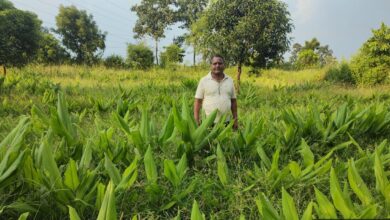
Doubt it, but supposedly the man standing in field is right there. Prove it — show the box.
[194,55,238,130]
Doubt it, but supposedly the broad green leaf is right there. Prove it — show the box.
[347,159,372,205]
[301,201,313,220]
[95,182,105,210]
[282,187,299,220]
[216,145,229,186]
[79,140,93,171]
[144,146,158,184]
[97,181,117,220]
[288,161,301,179]
[68,206,81,220]
[374,150,389,197]
[330,168,356,218]
[257,144,271,169]
[64,159,80,191]
[176,153,188,180]
[17,212,29,220]
[117,156,138,191]
[191,200,204,220]
[314,187,337,219]
[164,159,180,187]
[358,204,377,219]
[104,155,121,185]
[158,112,175,143]
[258,193,280,220]
[0,116,29,156]
[298,139,314,168]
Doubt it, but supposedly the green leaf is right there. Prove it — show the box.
[257,193,280,220]
[347,159,372,205]
[288,161,301,179]
[95,182,105,210]
[64,159,80,191]
[330,168,356,218]
[117,156,138,191]
[17,212,29,220]
[164,159,180,187]
[176,153,188,180]
[104,155,121,185]
[144,146,158,184]
[298,139,314,168]
[374,149,389,197]
[314,187,337,219]
[97,181,117,220]
[301,201,313,220]
[191,200,204,220]
[216,145,229,186]
[68,206,81,220]
[158,112,175,143]
[281,187,299,220]
[257,144,271,169]
[358,204,377,219]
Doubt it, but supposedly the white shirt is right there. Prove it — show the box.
[195,72,236,122]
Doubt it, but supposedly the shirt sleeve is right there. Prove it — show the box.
[231,80,237,99]
[195,79,204,99]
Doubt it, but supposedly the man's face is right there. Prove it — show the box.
[211,57,225,74]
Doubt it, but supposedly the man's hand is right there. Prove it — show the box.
[194,98,203,126]
[233,119,238,131]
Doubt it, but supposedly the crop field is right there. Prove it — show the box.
[1,65,390,219]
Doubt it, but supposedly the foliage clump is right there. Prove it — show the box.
[127,43,154,69]
[104,55,126,69]
[350,23,390,85]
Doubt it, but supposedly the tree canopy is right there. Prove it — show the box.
[290,38,335,69]
[192,0,292,81]
[132,0,175,65]
[351,22,390,85]
[55,5,106,65]
[0,6,42,70]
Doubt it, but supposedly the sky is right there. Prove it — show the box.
[9,0,390,64]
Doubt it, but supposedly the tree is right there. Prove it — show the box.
[193,0,292,86]
[36,30,70,64]
[174,0,208,66]
[104,55,126,69]
[160,43,185,67]
[350,22,390,85]
[0,0,14,11]
[0,4,42,75]
[290,38,335,69]
[55,5,106,65]
[127,43,154,69]
[131,0,175,65]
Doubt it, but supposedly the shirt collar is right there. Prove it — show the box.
[207,72,228,81]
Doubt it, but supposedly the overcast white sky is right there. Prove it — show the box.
[9,0,390,64]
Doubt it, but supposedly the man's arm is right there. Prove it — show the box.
[194,98,203,125]
[231,98,238,130]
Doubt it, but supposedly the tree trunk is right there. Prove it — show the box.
[193,47,196,66]
[155,39,159,66]
[2,65,6,77]
[236,62,242,94]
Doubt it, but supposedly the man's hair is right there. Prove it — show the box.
[210,54,224,64]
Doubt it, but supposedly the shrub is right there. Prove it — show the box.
[350,23,390,85]
[127,43,154,69]
[104,54,126,69]
[324,61,355,84]
[160,44,185,68]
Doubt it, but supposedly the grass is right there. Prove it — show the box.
[0,64,390,219]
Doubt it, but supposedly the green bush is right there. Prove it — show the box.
[127,43,154,69]
[350,23,390,85]
[160,44,185,68]
[324,61,355,84]
[104,54,126,69]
